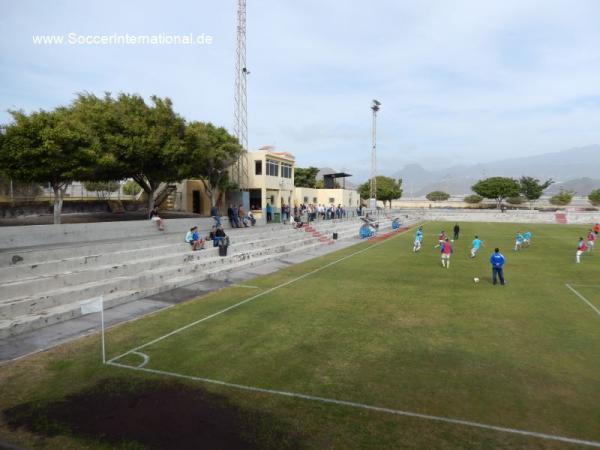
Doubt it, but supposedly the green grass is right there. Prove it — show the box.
[1,222,599,449]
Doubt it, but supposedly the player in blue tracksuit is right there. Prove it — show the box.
[490,248,505,285]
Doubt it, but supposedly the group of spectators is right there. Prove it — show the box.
[184,224,228,251]
[218,204,256,229]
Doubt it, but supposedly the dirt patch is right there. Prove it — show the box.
[3,378,303,450]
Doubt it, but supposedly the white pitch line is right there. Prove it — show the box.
[131,351,150,368]
[231,284,260,289]
[565,284,600,317]
[107,361,600,449]
[107,225,416,364]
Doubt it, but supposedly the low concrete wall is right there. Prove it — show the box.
[391,208,600,225]
[0,216,239,250]
[0,200,142,218]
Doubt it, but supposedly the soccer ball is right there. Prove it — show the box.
[451,239,454,242]
[473,277,480,283]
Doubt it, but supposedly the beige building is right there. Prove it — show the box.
[294,187,360,209]
[173,145,360,216]
[245,146,295,212]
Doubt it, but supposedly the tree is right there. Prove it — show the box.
[519,176,553,209]
[426,191,450,202]
[83,180,120,199]
[122,179,142,196]
[358,176,402,208]
[471,177,520,208]
[464,194,483,204]
[294,167,319,188]
[589,189,600,206]
[73,93,187,216]
[182,121,243,207]
[549,189,575,206]
[0,107,95,223]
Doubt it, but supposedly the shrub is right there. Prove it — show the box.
[588,189,600,206]
[464,194,483,204]
[426,191,450,202]
[83,181,120,199]
[549,190,575,206]
[506,196,525,205]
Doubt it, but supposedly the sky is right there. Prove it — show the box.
[1,0,600,180]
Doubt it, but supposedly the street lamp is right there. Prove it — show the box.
[369,99,381,210]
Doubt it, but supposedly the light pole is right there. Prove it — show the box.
[369,99,381,210]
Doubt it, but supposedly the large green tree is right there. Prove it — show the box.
[358,176,403,208]
[294,167,320,188]
[471,177,520,208]
[73,93,187,216]
[182,121,242,207]
[519,176,553,209]
[0,107,95,223]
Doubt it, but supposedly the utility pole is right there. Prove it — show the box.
[369,99,381,210]
[234,0,249,189]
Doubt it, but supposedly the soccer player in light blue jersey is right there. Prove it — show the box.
[413,226,423,252]
[470,235,483,258]
[523,231,532,247]
[514,232,524,251]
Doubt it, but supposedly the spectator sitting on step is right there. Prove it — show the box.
[247,210,256,226]
[215,225,229,247]
[238,204,249,227]
[185,226,203,251]
[149,207,164,231]
[208,225,218,246]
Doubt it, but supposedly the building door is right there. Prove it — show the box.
[192,190,201,214]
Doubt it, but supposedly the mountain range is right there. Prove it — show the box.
[390,145,600,196]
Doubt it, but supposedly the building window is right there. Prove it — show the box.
[281,163,292,179]
[329,197,335,203]
[313,197,317,203]
[255,160,262,175]
[303,196,308,203]
[266,159,279,177]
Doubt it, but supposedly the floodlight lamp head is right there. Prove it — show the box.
[372,99,381,106]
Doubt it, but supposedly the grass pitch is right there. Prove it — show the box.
[1,222,599,449]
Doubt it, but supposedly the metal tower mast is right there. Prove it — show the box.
[370,100,381,207]
[234,0,248,188]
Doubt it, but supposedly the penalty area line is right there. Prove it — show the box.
[565,284,600,317]
[107,223,417,364]
[107,361,600,449]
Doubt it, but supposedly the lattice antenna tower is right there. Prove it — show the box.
[233,0,249,188]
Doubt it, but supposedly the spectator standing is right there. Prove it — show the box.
[266,203,273,223]
[453,224,460,240]
[210,205,221,227]
[490,248,505,285]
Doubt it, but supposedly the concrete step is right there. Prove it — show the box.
[0,220,366,290]
[0,232,328,316]
[0,217,404,338]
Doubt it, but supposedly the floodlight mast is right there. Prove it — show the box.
[369,99,380,209]
[233,0,249,189]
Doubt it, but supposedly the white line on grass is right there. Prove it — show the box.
[231,284,260,289]
[565,284,600,317]
[107,225,415,364]
[107,361,600,449]
[131,351,150,368]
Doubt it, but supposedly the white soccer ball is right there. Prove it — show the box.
[474,277,480,283]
